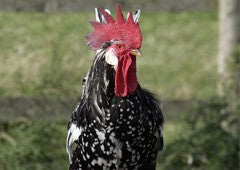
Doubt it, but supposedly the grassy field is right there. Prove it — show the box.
[0,120,186,170]
[0,12,218,100]
[1,98,238,170]
[0,11,225,169]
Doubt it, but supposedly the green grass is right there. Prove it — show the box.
[0,12,218,100]
[0,121,68,170]
[0,120,184,170]
[1,97,238,169]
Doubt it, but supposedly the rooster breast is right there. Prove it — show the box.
[67,88,163,170]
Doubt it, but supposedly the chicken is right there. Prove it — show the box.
[66,4,164,170]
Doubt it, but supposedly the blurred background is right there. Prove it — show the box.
[0,0,239,169]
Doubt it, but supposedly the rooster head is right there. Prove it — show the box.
[86,4,142,97]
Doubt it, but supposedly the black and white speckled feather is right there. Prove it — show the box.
[66,44,164,170]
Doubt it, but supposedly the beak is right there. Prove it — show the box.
[130,49,142,56]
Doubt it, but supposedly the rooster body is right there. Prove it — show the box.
[67,5,163,170]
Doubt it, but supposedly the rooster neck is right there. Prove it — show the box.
[81,50,115,126]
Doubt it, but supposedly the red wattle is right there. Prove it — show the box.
[115,54,138,97]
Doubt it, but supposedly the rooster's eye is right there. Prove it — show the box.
[116,44,122,49]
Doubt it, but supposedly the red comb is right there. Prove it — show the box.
[86,4,142,50]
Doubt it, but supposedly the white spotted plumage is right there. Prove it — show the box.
[66,123,83,163]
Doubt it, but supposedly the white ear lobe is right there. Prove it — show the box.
[105,48,118,67]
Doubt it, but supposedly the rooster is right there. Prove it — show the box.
[66,5,163,170]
